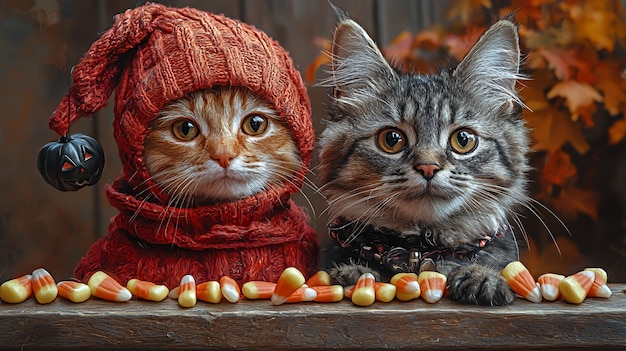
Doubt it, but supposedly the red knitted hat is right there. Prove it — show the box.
[47,4,319,287]
[48,3,314,200]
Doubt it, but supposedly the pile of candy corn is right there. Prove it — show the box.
[501,261,612,304]
[0,266,447,307]
[0,264,611,307]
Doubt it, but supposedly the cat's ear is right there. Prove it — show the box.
[453,20,524,107]
[326,6,397,101]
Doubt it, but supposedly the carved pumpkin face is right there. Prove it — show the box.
[37,133,105,191]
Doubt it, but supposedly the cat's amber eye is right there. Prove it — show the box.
[377,128,406,154]
[450,128,478,154]
[241,114,268,136]
[172,120,199,141]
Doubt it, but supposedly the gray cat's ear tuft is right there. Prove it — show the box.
[453,20,525,108]
[323,9,396,101]
[328,1,350,21]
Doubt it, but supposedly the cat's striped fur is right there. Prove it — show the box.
[319,10,530,306]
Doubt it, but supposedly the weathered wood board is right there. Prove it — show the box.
[1,284,624,350]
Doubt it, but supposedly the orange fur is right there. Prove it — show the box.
[144,87,300,206]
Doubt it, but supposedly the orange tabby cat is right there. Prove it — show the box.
[144,86,301,207]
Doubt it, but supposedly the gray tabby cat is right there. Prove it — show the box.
[319,10,530,306]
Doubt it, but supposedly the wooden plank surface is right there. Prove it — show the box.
[1,284,625,350]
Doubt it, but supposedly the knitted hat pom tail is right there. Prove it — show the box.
[48,5,165,136]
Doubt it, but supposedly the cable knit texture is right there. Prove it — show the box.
[48,3,318,288]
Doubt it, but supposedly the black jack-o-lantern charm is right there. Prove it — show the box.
[37,133,105,191]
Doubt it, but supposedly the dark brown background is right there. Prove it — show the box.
[0,0,624,284]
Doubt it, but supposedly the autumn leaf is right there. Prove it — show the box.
[608,116,626,145]
[546,80,603,117]
[574,103,597,128]
[499,0,545,29]
[413,30,442,51]
[562,1,624,52]
[524,107,590,154]
[523,26,574,50]
[382,31,414,63]
[551,184,600,221]
[304,38,330,83]
[443,25,485,61]
[537,48,595,83]
[594,59,626,116]
[541,150,577,186]
[446,0,492,23]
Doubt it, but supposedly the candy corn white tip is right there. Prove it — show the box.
[540,285,560,301]
[526,285,543,303]
[422,289,444,303]
[222,285,240,303]
[303,287,318,301]
[271,295,288,306]
[117,288,132,302]
[403,281,420,293]
[593,284,612,298]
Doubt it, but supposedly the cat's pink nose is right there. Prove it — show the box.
[212,154,234,168]
[416,164,440,180]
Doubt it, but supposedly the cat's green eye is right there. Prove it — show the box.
[450,128,478,154]
[377,128,406,154]
[172,120,199,141]
[242,114,268,136]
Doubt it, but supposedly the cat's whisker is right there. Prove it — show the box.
[472,182,559,256]
[448,176,532,255]
[335,191,400,245]
[474,180,565,255]
[129,193,153,224]
[269,171,320,220]
[323,184,387,220]
[322,182,385,212]
[272,162,322,197]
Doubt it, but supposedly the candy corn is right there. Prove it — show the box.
[584,268,608,284]
[57,281,91,303]
[31,268,58,304]
[271,267,306,305]
[177,275,197,308]
[390,273,419,293]
[418,271,447,304]
[344,285,354,299]
[197,281,222,303]
[374,282,396,303]
[537,273,564,301]
[588,272,612,298]
[559,270,594,304]
[242,281,276,300]
[306,271,331,287]
[285,285,317,303]
[168,286,180,299]
[311,285,344,303]
[391,273,420,301]
[220,276,241,303]
[88,271,132,302]
[127,279,169,302]
[501,261,542,303]
[0,274,32,303]
[351,273,376,306]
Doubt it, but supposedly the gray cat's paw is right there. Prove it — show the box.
[328,264,380,287]
[447,264,514,306]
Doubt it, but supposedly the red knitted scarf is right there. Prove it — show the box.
[74,179,319,288]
